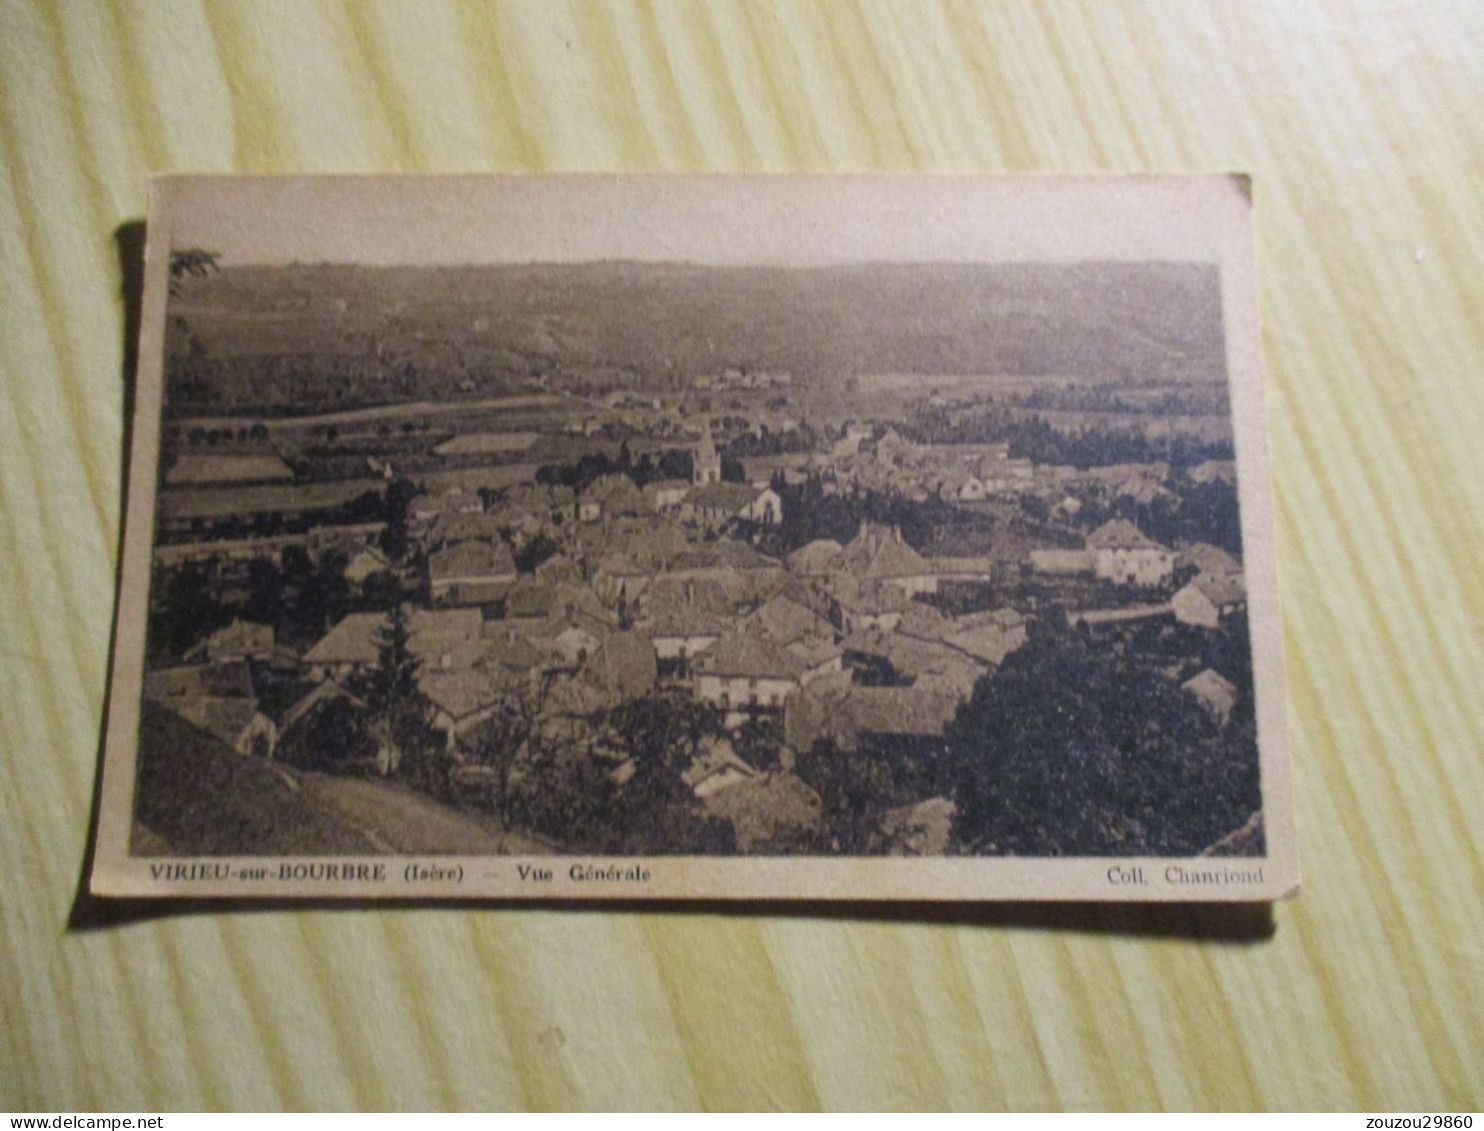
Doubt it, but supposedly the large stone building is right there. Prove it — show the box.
[1086,519,1175,588]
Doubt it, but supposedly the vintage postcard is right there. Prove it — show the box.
[91,175,1297,901]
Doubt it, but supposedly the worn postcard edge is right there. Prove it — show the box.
[89,174,1298,903]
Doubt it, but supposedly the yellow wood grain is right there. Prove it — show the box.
[2,0,1481,1111]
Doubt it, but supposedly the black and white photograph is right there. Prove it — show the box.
[93,175,1295,900]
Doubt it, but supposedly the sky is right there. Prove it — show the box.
[157,174,1253,269]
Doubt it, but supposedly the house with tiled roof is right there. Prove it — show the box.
[840,625,984,692]
[740,592,834,647]
[786,636,845,687]
[681,482,782,527]
[786,539,843,578]
[636,610,729,671]
[1030,547,1094,575]
[1172,571,1247,629]
[1086,519,1174,587]
[1175,542,1243,580]
[929,556,995,584]
[740,453,814,490]
[543,673,620,721]
[203,619,275,664]
[408,606,483,641]
[481,631,546,679]
[342,545,393,588]
[533,552,582,586]
[694,632,807,722]
[525,614,609,671]
[419,667,522,748]
[408,487,482,531]
[641,575,731,620]
[143,660,278,758]
[979,458,1036,494]
[877,797,958,856]
[784,683,962,754]
[895,602,955,644]
[425,509,502,550]
[826,574,913,635]
[701,771,823,852]
[302,612,388,681]
[1182,668,1239,724]
[681,739,759,800]
[407,607,486,675]
[677,539,782,574]
[840,523,939,596]
[642,478,692,514]
[581,631,658,704]
[578,473,644,522]
[428,539,517,606]
[592,553,652,609]
[945,608,1029,666]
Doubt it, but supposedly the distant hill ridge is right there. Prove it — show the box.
[166,260,1227,415]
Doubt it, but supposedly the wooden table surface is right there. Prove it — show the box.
[2,0,1481,1112]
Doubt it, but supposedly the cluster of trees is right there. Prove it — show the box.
[907,408,1234,470]
[183,422,271,446]
[791,620,1260,857]
[448,687,737,855]
[945,625,1259,855]
[1013,385,1228,416]
[757,474,990,559]
[154,487,387,547]
[149,536,408,666]
[266,609,1260,858]
[723,423,819,458]
[1065,476,1244,557]
[535,445,694,493]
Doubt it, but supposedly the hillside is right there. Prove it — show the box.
[164,261,1228,415]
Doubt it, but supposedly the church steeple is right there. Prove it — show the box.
[693,420,721,486]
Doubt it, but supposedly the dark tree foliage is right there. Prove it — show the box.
[295,549,350,639]
[154,488,388,548]
[719,454,746,484]
[655,449,693,483]
[149,560,232,663]
[241,557,283,626]
[1019,495,1050,522]
[631,452,656,485]
[902,408,1234,470]
[517,748,618,850]
[381,476,420,564]
[1089,476,1243,558]
[602,691,736,855]
[795,735,950,854]
[765,474,865,551]
[464,694,546,830]
[944,625,1261,856]
[276,697,379,772]
[360,568,403,612]
[514,533,560,575]
[726,424,817,458]
[280,543,313,579]
[537,452,622,493]
[349,603,436,786]
[763,475,982,559]
[733,717,785,773]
